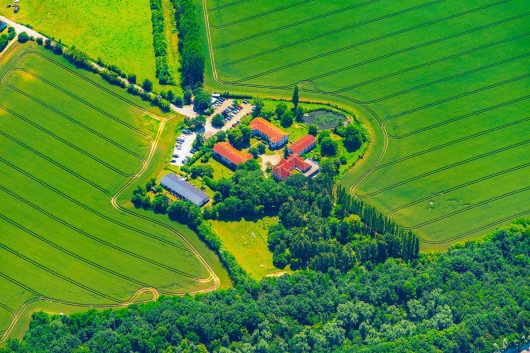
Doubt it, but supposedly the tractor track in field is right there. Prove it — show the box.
[232,2,525,83]
[200,0,530,247]
[208,0,250,12]
[0,45,221,343]
[208,0,315,28]
[221,0,447,66]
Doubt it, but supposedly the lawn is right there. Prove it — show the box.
[0,42,228,342]
[198,0,530,249]
[210,217,288,279]
[0,0,179,92]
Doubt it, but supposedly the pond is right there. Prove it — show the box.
[303,109,346,130]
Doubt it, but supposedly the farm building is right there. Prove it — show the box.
[288,134,316,155]
[250,117,288,149]
[160,173,209,206]
[213,141,252,168]
[272,154,319,181]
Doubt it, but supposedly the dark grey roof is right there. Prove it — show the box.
[160,173,209,206]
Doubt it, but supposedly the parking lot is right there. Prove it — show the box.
[204,98,253,138]
[169,130,196,167]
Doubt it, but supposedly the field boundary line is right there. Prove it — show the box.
[0,186,199,279]
[232,1,523,83]
[358,139,530,198]
[376,116,530,169]
[389,94,530,138]
[221,0,447,67]
[4,70,147,161]
[208,0,250,12]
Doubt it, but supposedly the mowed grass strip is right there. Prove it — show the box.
[0,44,219,338]
[202,0,530,246]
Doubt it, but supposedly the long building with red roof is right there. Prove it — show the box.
[213,142,252,168]
[249,117,288,149]
[288,134,316,155]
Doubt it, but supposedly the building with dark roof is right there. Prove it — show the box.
[250,117,288,149]
[160,173,209,206]
[288,134,316,155]
[213,142,252,168]
[272,154,312,181]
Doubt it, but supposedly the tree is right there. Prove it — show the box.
[341,124,364,152]
[128,73,137,84]
[212,114,225,128]
[17,32,30,43]
[152,194,170,214]
[249,147,259,159]
[36,37,43,45]
[275,102,288,118]
[193,90,212,114]
[280,111,294,128]
[308,124,318,136]
[292,85,299,108]
[294,106,304,122]
[257,143,266,154]
[252,98,264,117]
[184,89,193,105]
[193,133,204,149]
[142,79,153,92]
[217,130,227,142]
[320,137,338,156]
[53,42,64,55]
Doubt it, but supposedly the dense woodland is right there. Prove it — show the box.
[2,221,528,352]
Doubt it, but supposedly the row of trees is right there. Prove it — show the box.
[150,0,175,85]
[3,220,528,352]
[171,0,205,89]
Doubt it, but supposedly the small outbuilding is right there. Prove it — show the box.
[288,134,316,155]
[160,173,209,206]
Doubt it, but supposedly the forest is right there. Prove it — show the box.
[2,220,528,352]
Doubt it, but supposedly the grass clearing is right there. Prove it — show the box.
[198,0,530,248]
[210,217,288,279]
[0,42,228,342]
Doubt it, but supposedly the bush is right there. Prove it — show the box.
[17,32,30,43]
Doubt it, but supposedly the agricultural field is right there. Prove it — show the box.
[199,0,530,248]
[0,0,179,91]
[0,42,227,342]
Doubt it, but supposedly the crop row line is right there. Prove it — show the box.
[0,212,182,295]
[209,0,315,28]
[377,116,530,169]
[383,73,530,122]
[15,51,163,125]
[0,186,198,280]
[389,94,530,139]
[14,67,152,141]
[0,244,122,303]
[0,157,194,253]
[407,185,530,230]
[388,163,530,215]
[366,52,530,104]
[208,0,250,12]
[4,71,146,161]
[359,139,530,198]
[418,209,530,244]
[332,31,530,93]
[0,103,135,177]
[0,130,109,195]
[233,1,523,83]
[221,0,447,66]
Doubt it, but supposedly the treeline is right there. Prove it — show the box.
[3,221,528,353]
[150,0,175,85]
[0,27,16,53]
[171,0,205,89]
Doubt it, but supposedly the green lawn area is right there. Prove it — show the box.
[197,0,530,249]
[0,0,176,92]
[210,217,289,280]
[0,42,228,342]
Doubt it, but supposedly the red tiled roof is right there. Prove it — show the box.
[250,117,288,144]
[289,134,316,155]
[272,154,311,181]
[213,142,252,165]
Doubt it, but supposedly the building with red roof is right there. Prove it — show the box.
[288,134,316,155]
[272,154,312,181]
[250,117,288,149]
[213,142,252,169]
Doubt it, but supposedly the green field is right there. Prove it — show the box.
[0,0,180,91]
[0,42,228,342]
[210,217,287,279]
[199,0,530,249]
